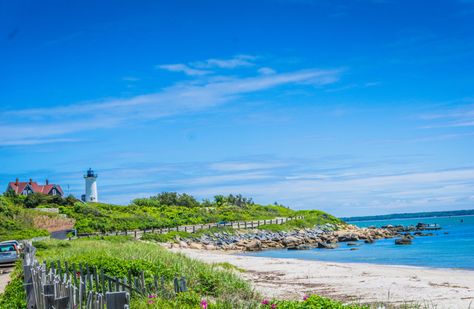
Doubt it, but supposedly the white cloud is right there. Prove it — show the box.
[1,68,341,146]
[210,161,285,172]
[157,64,212,76]
[258,67,276,75]
[122,76,140,81]
[419,102,474,128]
[192,55,256,69]
[0,138,81,146]
[183,167,474,215]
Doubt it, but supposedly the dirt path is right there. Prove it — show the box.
[0,266,13,294]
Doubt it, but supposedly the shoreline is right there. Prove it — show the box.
[171,247,474,308]
[238,249,474,272]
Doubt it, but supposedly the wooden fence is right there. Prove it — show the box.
[76,216,304,239]
[22,243,187,308]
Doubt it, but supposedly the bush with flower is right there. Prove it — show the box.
[258,294,368,309]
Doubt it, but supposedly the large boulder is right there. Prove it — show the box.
[317,242,338,249]
[395,237,412,245]
[282,236,302,248]
[337,233,359,242]
[288,244,312,250]
[245,239,262,251]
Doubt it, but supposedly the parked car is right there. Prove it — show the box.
[0,243,20,264]
[0,240,23,251]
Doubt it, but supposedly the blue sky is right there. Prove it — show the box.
[1,0,474,216]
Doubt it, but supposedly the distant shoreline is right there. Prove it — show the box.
[349,214,474,223]
[341,209,474,222]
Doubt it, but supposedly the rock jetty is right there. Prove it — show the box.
[163,222,435,251]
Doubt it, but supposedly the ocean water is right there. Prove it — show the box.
[243,215,474,270]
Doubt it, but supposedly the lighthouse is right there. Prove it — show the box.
[83,168,98,202]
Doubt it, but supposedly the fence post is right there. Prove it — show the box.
[193,226,195,233]
[106,291,130,308]
[23,264,35,309]
[134,231,137,238]
[244,222,247,228]
[43,284,55,308]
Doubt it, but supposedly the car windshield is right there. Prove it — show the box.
[0,245,16,252]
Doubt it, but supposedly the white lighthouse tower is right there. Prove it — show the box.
[83,168,98,202]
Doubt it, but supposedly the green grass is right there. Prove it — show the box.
[1,192,343,236]
[257,210,343,232]
[33,237,259,307]
[0,195,50,241]
[213,262,245,273]
[0,262,26,308]
[141,230,192,242]
[2,237,374,308]
[30,237,368,308]
[141,227,237,243]
[59,202,299,234]
[259,295,368,309]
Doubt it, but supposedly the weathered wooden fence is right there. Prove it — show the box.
[23,243,187,308]
[76,216,304,239]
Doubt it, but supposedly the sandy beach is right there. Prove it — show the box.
[172,248,474,309]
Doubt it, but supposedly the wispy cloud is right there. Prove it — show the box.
[0,138,82,146]
[192,55,256,69]
[210,161,286,172]
[258,67,276,75]
[158,55,256,76]
[157,64,212,76]
[419,102,474,128]
[0,64,342,146]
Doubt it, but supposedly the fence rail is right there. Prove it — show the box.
[23,243,188,309]
[76,216,304,239]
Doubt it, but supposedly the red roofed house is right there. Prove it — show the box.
[6,179,64,197]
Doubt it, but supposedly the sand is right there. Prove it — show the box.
[172,248,474,309]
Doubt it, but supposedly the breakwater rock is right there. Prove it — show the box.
[163,223,411,251]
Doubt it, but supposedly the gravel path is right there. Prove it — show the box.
[0,266,13,294]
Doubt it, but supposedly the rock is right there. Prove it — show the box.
[350,248,359,251]
[318,242,338,249]
[346,242,359,246]
[337,233,359,242]
[245,239,262,251]
[205,244,216,250]
[288,244,311,250]
[282,236,302,247]
[364,237,375,244]
[395,237,412,245]
[179,241,189,248]
[189,242,204,250]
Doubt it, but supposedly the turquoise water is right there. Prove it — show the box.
[243,215,474,269]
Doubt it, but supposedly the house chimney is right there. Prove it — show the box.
[29,178,33,184]
[45,179,49,185]
[15,178,19,186]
